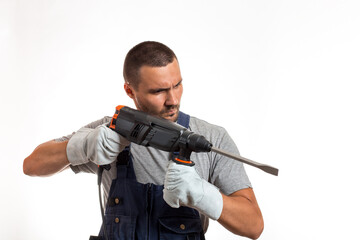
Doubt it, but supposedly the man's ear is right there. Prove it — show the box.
[124,83,135,99]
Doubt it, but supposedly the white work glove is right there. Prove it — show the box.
[66,124,130,166]
[163,161,223,220]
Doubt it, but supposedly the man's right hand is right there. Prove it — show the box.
[66,124,130,166]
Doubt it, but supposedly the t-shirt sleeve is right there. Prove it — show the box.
[209,127,252,195]
[54,116,112,174]
[190,117,252,195]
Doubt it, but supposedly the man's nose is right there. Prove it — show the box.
[166,89,179,106]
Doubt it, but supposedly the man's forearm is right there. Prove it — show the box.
[218,188,264,239]
[23,140,70,177]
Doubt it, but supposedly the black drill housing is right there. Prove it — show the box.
[109,106,212,165]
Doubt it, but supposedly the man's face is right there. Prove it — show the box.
[124,59,183,122]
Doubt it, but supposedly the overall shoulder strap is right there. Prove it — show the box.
[115,147,136,180]
[177,111,190,128]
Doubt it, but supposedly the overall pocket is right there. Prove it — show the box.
[103,214,136,240]
[159,217,203,240]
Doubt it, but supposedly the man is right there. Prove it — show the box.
[23,41,264,239]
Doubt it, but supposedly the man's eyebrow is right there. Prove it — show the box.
[149,79,182,93]
[149,86,170,93]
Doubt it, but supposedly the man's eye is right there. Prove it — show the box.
[152,89,164,94]
[174,81,182,88]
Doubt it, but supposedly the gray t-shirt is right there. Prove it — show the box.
[57,115,252,232]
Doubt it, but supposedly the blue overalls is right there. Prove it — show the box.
[97,112,205,240]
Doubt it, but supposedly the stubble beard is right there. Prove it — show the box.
[137,102,180,122]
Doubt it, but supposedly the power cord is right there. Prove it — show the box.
[97,165,111,240]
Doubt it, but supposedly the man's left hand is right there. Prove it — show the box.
[163,161,223,220]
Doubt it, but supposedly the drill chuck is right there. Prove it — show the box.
[187,133,212,152]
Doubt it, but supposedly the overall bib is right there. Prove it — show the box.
[96,112,205,240]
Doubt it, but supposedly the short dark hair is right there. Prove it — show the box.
[123,41,177,89]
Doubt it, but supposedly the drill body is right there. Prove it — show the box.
[109,105,212,165]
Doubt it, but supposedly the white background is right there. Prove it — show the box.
[1,0,360,239]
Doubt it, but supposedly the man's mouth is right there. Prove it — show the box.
[162,107,179,120]
[167,109,176,116]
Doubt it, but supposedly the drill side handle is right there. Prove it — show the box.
[172,147,195,166]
